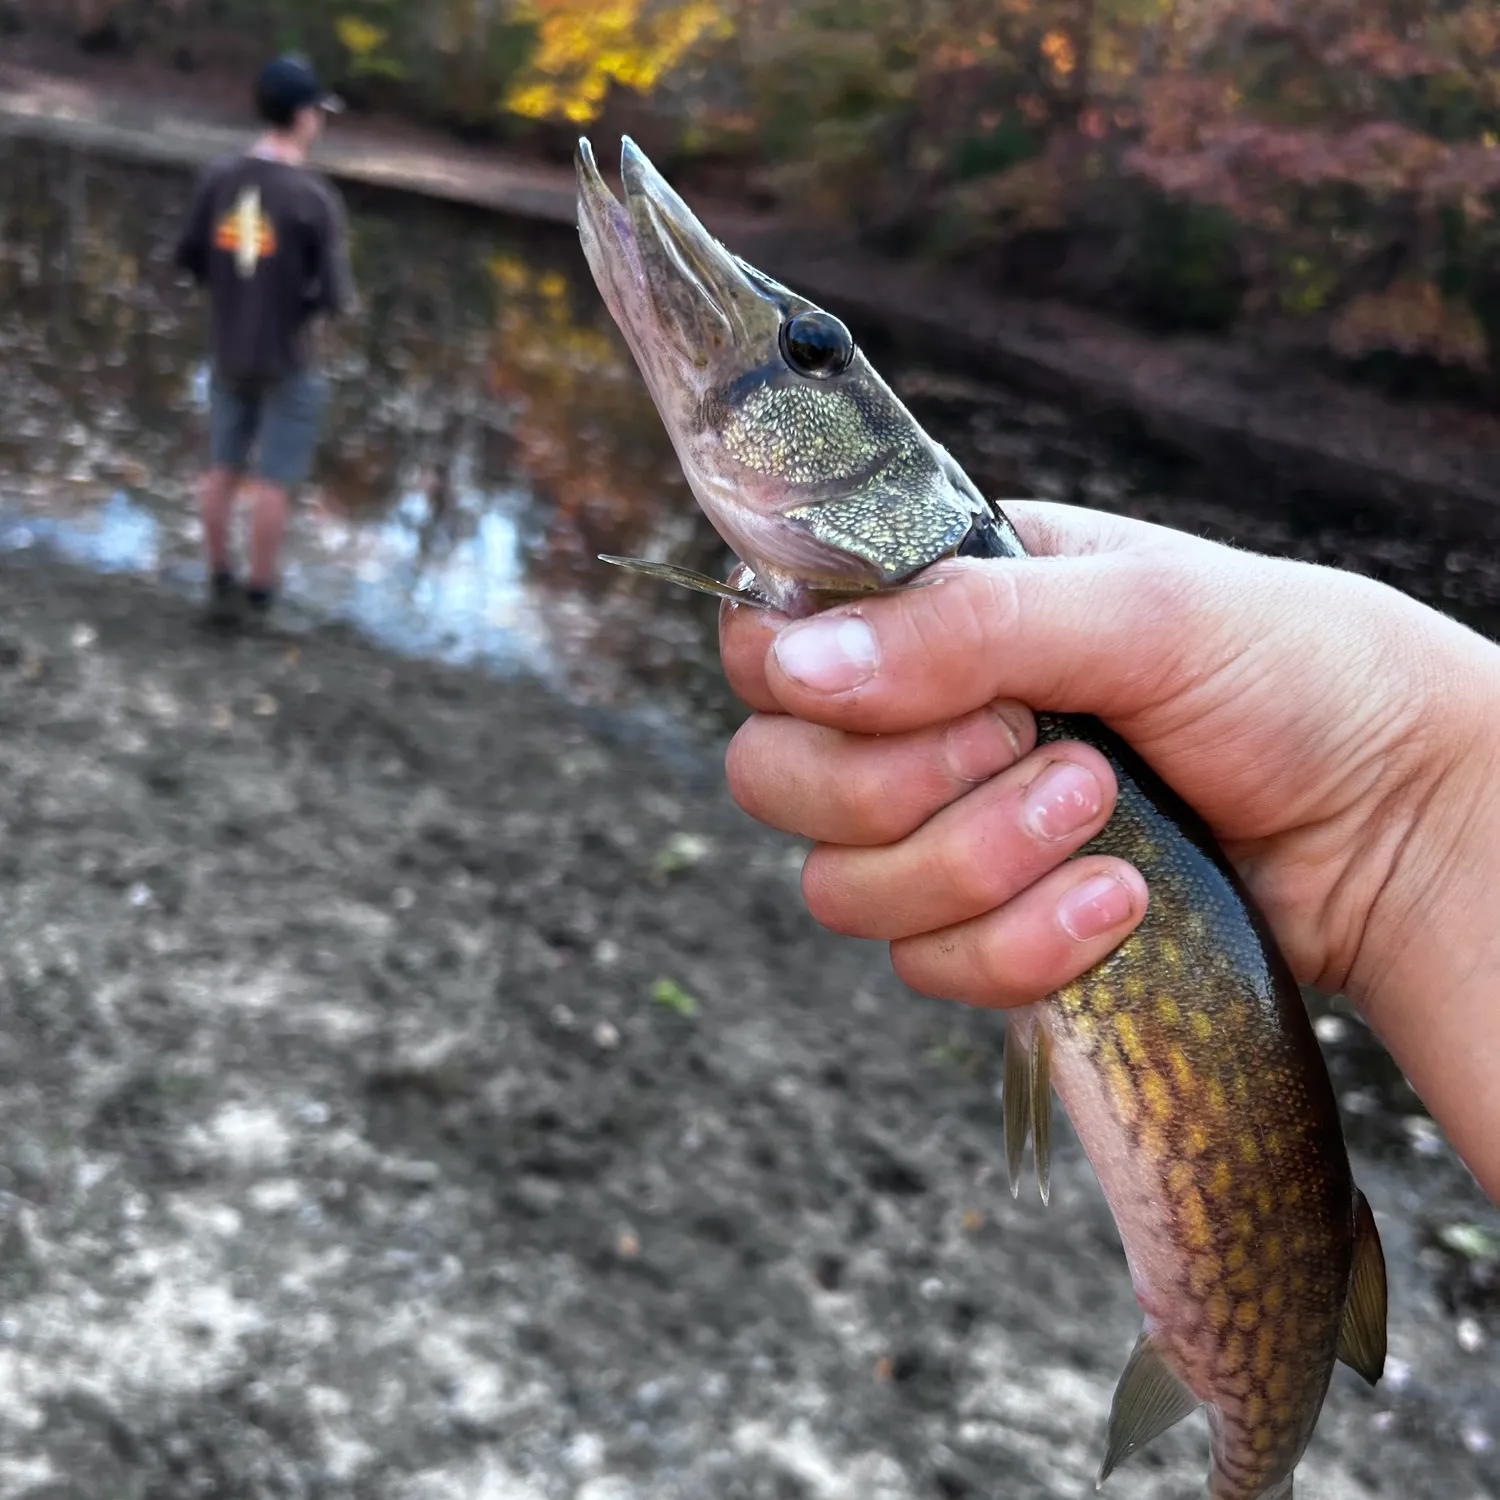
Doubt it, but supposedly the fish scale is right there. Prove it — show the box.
[1017,710,1355,1495]
[574,134,1388,1500]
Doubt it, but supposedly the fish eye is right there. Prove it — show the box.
[779,310,854,379]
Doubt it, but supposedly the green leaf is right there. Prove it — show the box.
[653,832,713,877]
[1439,1223,1498,1261]
[650,978,700,1017]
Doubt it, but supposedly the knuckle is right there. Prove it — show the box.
[907,565,1016,672]
[930,796,1016,911]
[933,833,1000,913]
[889,935,943,999]
[842,755,919,845]
[723,724,770,817]
[969,923,1025,1006]
[800,848,859,934]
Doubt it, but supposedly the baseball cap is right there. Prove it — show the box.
[254,55,345,125]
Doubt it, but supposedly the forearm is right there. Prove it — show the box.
[1351,646,1500,1201]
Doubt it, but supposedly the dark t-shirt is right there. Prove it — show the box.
[174,154,354,383]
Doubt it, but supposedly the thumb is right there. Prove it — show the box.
[761,537,1244,736]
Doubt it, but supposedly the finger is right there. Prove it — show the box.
[760,513,1246,736]
[718,502,1171,717]
[726,698,1037,845]
[890,858,1149,1009]
[719,598,788,714]
[801,744,1118,939]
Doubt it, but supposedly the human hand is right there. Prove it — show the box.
[719,502,1500,1197]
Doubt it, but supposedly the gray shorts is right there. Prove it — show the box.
[209,369,327,487]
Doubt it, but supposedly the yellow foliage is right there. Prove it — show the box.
[1040,28,1076,79]
[505,0,734,125]
[1331,282,1489,370]
[335,15,388,60]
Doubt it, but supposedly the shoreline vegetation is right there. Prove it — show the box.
[2,2,1499,520]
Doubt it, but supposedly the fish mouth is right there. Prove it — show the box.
[574,136,888,608]
[575,136,773,378]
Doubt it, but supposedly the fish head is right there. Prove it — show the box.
[576,136,1018,615]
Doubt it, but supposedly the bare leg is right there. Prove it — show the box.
[246,480,290,594]
[199,466,239,577]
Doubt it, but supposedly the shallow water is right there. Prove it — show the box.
[4,138,1499,726]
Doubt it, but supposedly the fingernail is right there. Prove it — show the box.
[1058,874,1136,941]
[992,700,1032,755]
[1024,762,1103,842]
[945,706,1024,782]
[773,615,879,693]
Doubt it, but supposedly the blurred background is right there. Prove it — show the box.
[0,4,1496,1498]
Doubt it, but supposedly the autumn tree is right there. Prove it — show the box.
[1126,1,1500,374]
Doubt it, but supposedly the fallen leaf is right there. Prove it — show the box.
[650,978,699,1017]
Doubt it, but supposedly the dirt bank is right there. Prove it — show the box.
[0,547,1494,1499]
[2,55,1499,532]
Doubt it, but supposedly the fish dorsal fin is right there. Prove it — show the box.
[1337,1187,1388,1386]
[597,555,770,607]
[1097,1329,1200,1487]
[1002,1012,1032,1199]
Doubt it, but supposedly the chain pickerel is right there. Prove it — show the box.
[575,136,1387,1500]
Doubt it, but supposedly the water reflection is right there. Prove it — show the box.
[0,135,733,723]
[4,133,1499,734]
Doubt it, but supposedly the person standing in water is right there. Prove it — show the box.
[174,55,355,627]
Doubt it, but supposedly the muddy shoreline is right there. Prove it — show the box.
[2,56,1499,532]
[0,544,1494,1499]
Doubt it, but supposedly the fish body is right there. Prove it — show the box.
[575,138,1387,1499]
[1019,710,1381,1499]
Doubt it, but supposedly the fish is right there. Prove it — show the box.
[575,135,1387,1500]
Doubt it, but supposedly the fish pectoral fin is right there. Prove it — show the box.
[597,555,769,607]
[1029,1023,1052,1206]
[1097,1329,1200,1488]
[1336,1186,1388,1386]
[1002,1012,1032,1199]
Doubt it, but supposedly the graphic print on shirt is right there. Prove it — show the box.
[214,187,277,278]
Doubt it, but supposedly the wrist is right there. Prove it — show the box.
[1348,628,1500,1198]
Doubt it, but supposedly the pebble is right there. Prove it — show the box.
[577,1477,637,1500]
[1459,1421,1492,1456]
[1313,1015,1348,1044]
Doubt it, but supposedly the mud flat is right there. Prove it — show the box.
[0,549,1492,1498]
